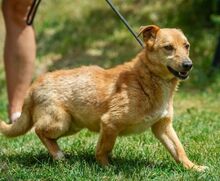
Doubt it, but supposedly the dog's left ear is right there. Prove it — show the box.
[138,25,160,49]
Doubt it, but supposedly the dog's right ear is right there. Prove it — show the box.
[138,25,160,50]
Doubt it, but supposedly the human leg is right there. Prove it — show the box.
[2,0,35,122]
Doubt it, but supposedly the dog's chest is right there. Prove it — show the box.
[121,84,171,135]
[146,83,171,122]
[144,102,169,125]
[120,109,169,136]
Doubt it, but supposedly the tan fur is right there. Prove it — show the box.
[0,25,207,171]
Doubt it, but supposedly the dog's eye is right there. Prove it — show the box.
[163,45,174,51]
[184,44,190,50]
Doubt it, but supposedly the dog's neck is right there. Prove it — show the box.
[134,50,179,81]
[132,50,179,102]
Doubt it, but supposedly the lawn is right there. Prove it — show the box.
[0,92,219,180]
[0,0,220,180]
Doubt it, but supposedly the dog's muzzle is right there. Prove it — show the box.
[167,59,193,80]
[167,66,191,80]
[182,61,193,71]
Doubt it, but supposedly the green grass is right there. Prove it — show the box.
[0,93,220,180]
[0,0,220,180]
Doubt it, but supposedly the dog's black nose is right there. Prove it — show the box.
[182,61,193,70]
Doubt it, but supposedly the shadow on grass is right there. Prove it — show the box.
[37,7,138,72]
[0,150,177,176]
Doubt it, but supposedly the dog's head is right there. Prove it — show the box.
[139,25,192,80]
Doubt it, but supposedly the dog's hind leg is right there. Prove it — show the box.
[35,130,65,160]
[34,107,71,160]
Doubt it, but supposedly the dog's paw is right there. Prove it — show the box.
[53,151,65,160]
[96,155,110,166]
[192,165,209,172]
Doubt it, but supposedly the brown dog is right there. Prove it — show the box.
[0,25,207,171]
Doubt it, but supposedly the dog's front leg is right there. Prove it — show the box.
[151,117,207,172]
[96,121,118,166]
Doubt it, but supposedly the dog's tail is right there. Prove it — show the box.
[0,94,33,137]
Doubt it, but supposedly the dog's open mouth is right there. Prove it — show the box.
[167,66,189,80]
